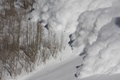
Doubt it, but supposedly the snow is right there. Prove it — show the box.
[79,17,120,78]
[81,74,120,80]
[12,56,120,80]
[73,1,120,78]
[31,0,115,34]
[5,0,120,80]
[26,0,120,79]
[15,56,82,80]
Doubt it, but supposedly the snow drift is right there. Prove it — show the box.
[30,0,120,78]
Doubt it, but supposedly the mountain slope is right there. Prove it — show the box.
[16,55,120,80]
[18,56,82,80]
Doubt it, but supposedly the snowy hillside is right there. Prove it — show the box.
[29,0,120,79]
[15,56,120,80]
[1,0,120,80]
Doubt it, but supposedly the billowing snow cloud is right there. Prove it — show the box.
[76,1,120,78]
[31,0,115,33]
[79,16,120,78]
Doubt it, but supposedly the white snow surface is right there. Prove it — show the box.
[26,0,120,79]
[14,56,120,80]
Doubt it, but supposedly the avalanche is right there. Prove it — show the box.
[30,0,120,78]
[27,0,120,79]
[74,1,120,78]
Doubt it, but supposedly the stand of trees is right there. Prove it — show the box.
[0,0,65,80]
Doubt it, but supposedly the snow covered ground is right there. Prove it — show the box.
[14,55,120,80]
[18,56,82,80]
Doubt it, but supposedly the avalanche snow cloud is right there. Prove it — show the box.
[31,0,120,78]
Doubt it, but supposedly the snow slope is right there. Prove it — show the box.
[20,56,82,80]
[16,56,120,80]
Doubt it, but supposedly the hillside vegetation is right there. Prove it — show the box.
[0,0,65,80]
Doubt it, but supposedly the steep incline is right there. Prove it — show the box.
[18,56,120,80]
